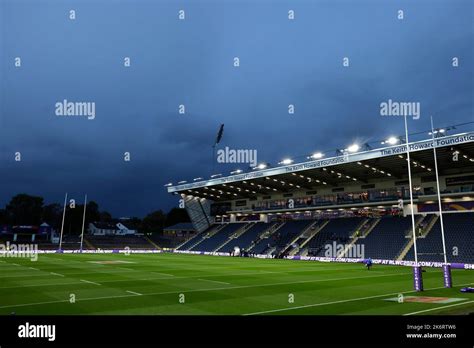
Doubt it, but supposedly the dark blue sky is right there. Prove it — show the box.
[1,0,473,217]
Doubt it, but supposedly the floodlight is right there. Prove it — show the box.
[347,144,360,153]
[280,158,293,165]
[310,152,324,159]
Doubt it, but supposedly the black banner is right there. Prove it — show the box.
[0,315,472,347]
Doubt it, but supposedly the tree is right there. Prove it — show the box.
[85,201,100,225]
[0,209,7,225]
[99,211,112,223]
[165,208,190,227]
[142,210,166,234]
[42,203,62,228]
[6,194,44,225]
[64,204,88,235]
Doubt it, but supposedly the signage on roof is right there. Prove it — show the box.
[167,132,474,193]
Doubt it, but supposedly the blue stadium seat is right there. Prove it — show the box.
[405,213,474,263]
[219,222,270,253]
[190,223,243,252]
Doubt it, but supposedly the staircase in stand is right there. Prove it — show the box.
[144,236,161,249]
[283,220,320,256]
[214,223,254,252]
[358,218,380,238]
[188,224,226,251]
[247,222,284,252]
[83,238,95,250]
[397,214,439,260]
[296,220,330,252]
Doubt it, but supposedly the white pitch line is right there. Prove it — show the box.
[0,268,140,279]
[0,273,53,279]
[50,272,65,277]
[0,281,84,290]
[244,294,400,315]
[150,272,175,277]
[198,279,231,285]
[243,282,474,316]
[0,269,412,290]
[1,279,470,312]
[126,290,142,296]
[0,299,70,309]
[0,267,411,290]
[80,279,101,286]
[404,300,474,316]
[28,267,39,271]
[0,265,364,279]
[0,272,415,310]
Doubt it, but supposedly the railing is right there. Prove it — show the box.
[214,223,254,252]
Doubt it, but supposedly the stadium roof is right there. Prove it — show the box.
[167,131,474,201]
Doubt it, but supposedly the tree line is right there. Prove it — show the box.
[0,194,189,235]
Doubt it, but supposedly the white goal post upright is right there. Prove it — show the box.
[80,194,87,252]
[58,192,68,251]
[430,116,452,288]
[404,115,422,291]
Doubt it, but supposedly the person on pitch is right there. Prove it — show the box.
[365,258,373,271]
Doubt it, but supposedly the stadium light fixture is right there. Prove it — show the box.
[347,144,360,153]
[309,152,324,159]
[230,169,243,175]
[429,128,447,137]
[279,158,293,165]
[193,177,203,181]
[381,136,399,145]
[253,163,267,170]
[177,180,187,184]
[210,173,222,178]
[164,183,173,187]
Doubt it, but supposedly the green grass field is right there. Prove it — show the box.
[0,253,473,315]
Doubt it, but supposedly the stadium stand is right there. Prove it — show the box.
[189,223,244,252]
[174,213,473,264]
[404,212,474,263]
[218,222,271,253]
[246,220,312,256]
[86,235,156,249]
[306,217,365,256]
[272,220,314,255]
[175,224,220,250]
[352,216,412,259]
